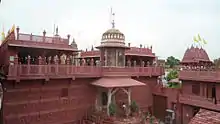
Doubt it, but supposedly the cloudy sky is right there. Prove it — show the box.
[0,0,219,60]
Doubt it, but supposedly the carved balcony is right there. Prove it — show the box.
[7,65,164,80]
[179,94,220,111]
[179,70,220,82]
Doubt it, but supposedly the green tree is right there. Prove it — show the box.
[165,56,180,68]
[214,58,220,69]
[166,70,178,81]
[166,70,181,88]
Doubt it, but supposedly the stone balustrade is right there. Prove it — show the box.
[7,65,164,80]
[179,70,220,82]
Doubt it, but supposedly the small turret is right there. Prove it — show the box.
[70,38,78,50]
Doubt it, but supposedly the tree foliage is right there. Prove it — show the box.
[166,70,181,88]
[166,70,178,81]
[109,103,116,116]
[165,56,180,68]
[214,58,220,69]
[130,101,139,113]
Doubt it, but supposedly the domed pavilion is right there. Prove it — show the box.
[181,45,213,70]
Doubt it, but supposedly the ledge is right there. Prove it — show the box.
[7,65,164,81]
[179,94,220,111]
[179,70,220,82]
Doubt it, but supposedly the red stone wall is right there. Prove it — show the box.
[181,81,193,94]
[3,78,97,124]
[181,105,194,124]
[132,77,157,111]
[216,84,220,104]
[0,43,9,65]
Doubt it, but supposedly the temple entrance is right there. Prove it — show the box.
[193,107,200,116]
[212,85,217,104]
[153,95,167,121]
[92,77,146,116]
[101,92,108,106]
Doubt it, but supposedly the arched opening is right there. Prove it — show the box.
[101,92,108,106]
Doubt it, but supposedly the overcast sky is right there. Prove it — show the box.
[0,0,219,60]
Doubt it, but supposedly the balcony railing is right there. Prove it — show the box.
[179,94,220,111]
[7,65,164,80]
[179,70,220,82]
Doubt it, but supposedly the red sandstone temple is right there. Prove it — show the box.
[0,22,220,124]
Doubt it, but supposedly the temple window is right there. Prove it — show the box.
[61,88,68,97]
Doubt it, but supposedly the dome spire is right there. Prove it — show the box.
[110,7,115,28]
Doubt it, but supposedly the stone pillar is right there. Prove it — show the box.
[66,56,70,75]
[27,55,31,65]
[16,26,20,40]
[67,34,70,42]
[141,61,145,67]
[204,84,207,98]
[54,55,59,74]
[54,55,58,64]
[90,58,94,66]
[128,43,131,47]
[66,57,70,65]
[127,60,131,67]
[14,55,18,65]
[37,56,42,65]
[81,59,86,66]
[128,88,131,115]
[147,61,150,66]
[107,88,112,116]
[38,56,42,74]
[43,30,46,42]
[47,56,51,64]
[30,33,33,40]
[11,55,19,77]
[27,55,31,74]
[133,60,137,67]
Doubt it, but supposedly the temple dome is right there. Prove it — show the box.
[70,38,78,50]
[181,46,211,64]
[101,28,125,42]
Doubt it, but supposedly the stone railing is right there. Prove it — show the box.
[7,65,164,80]
[179,70,220,82]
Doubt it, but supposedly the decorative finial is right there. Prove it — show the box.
[112,13,115,28]
[56,26,58,35]
[110,7,115,28]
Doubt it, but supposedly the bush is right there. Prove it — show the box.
[109,103,116,116]
[130,101,139,113]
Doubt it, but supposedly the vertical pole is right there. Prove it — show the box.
[107,88,112,116]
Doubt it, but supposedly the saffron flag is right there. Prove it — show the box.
[193,36,198,42]
[1,31,5,41]
[198,34,201,41]
[202,38,207,44]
